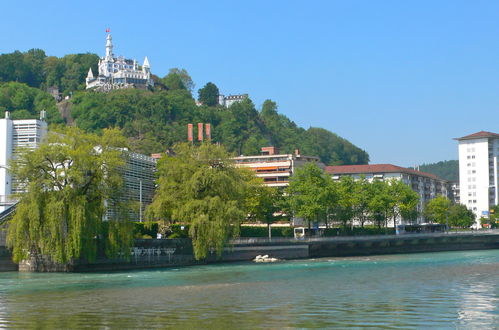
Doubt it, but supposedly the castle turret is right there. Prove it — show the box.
[142,56,150,73]
[86,67,94,85]
[105,34,113,59]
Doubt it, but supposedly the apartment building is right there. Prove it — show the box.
[455,131,499,225]
[233,147,325,187]
[325,164,451,223]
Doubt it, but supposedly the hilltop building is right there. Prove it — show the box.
[0,111,48,212]
[86,33,153,92]
[233,147,325,188]
[325,164,451,224]
[455,131,499,226]
[218,94,248,108]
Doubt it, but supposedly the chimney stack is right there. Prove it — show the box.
[187,124,193,142]
[197,123,203,141]
[205,123,211,141]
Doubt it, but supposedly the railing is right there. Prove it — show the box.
[230,229,499,245]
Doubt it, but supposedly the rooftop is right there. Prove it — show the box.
[455,131,499,140]
[325,164,442,181]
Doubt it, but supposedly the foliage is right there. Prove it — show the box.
[69,87,369,165]
[448,203,475,228]
[7,127,133,264]
[0,82,63,124]
[286,163,336,228]
[0,49,98,95]
[246,182,283,233]
[198,82,220,106]
[162,68,194,92]
[417,160,459,182]
[424,196,451,224]
[146,143,254,260]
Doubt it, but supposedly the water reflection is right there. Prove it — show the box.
[0,250,498,328]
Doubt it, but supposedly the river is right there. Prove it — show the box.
[0,250,498,328]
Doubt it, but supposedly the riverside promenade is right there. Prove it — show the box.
[0,230,496,272]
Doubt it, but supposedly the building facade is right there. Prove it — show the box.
[218,94,248,108]
[106,151,157,222]
[233,147,325,188]
[455,131,499,226]
[86,33,153,92]
[325,164,451,224]
[0,111,48,211]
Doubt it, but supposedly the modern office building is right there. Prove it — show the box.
[0,111,48,211]
[106,151,157,222]
[86,32,153,91]
[233,147,325,188]
[325,164,451,223]
[455,131,499,226]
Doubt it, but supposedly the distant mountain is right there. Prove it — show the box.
[416,160,459,182]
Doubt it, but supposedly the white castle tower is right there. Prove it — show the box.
[86,32,154,91]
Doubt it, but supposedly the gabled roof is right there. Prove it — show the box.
[325,164,442,180]
[455,131,499,140]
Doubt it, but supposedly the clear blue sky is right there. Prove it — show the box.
[1,0,498,166]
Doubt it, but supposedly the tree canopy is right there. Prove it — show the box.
[198,82,220,107]
[146,143,255,260]
[7,127,133,264]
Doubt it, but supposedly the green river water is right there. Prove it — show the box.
[0,250,498,329]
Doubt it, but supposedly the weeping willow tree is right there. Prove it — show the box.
[7,127,134,264]
[146,143,255,260]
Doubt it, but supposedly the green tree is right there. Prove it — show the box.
[247,183,283,238]
[198,82,219,106]
[286,163,334,229]
[424,195,451,225]
[448,203,476,228]
[146,143,253,260]
[7,127,133,264]
[367,179,392,228]
[333,176,356,229]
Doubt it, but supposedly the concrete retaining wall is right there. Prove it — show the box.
[7,232,499,272]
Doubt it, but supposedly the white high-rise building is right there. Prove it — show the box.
[456,131,499,227]
[0,111,47,212]
[86,33,153,92]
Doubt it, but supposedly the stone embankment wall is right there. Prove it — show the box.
[7,232,499,272]
[0,247,17,272]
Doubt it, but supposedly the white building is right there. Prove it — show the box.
[86,33,153,92]
[325,164,451,224]
[0,111,47,212]
[218,94,248,108]
[233,147,325,188]
[455,131,499,226]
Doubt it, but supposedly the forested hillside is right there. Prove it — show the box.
[0,49,369,165]
[417,160,459,181]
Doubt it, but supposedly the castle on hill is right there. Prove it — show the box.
[86,33,154,92]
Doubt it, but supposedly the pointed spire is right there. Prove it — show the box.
[143,56,150,68]
[87,68,94,79]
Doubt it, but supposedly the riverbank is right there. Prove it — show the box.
[1,230,496,272]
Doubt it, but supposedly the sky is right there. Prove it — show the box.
[1,0,498,166]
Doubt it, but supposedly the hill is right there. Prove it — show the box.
[0,49,369,165]
[416,160,459,182]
